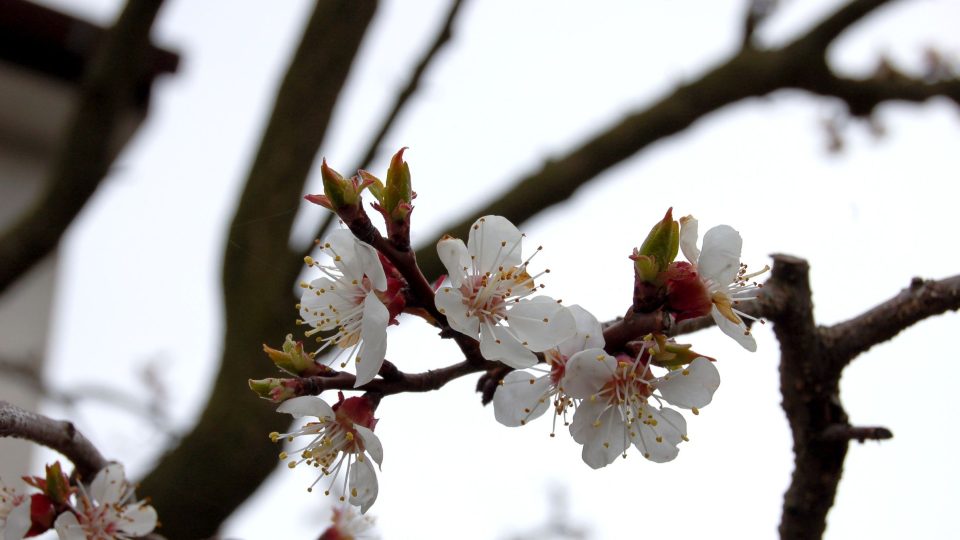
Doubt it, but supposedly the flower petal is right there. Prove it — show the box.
[698,225,742,287]
[4,495,32,540]
[506,298,576,352]
[54,511,85,540]
[435,287,479,338]
[277,395,334,419]
[655,357,721,409]
[561,349,616,399]
[556,305,605,359]
[90,463,126,504]
[467,216,523,274]
[348,456,379,514]
[479,325,537,369]
[436,237,469,288]
[119,504,159,536]
[711,307,757,352]
[679,215,700,264]
[355,425,384,468]
[570,401,627,469]
[493,370,552,427]
[632,405,685,463]
[354,293,389,387]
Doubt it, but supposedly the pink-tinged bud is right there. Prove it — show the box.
[332,392,378,431]
[305,193,335,210]
[248,378,297,403]
[663,261,712,322]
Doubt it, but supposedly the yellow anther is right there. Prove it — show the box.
[655,436,663,443]
[279,452,288,460]
[682,369,690,376]
[351,488,358,497]
[269,432,280,443]
[304,256,315,266]
[287,461,297,469]
[692,407,700,415]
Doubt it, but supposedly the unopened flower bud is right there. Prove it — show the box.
[635,207,680,277]
[305,159,376,211]
[263,334,314,376]
[248,378,296,403]
[383,147,414,221]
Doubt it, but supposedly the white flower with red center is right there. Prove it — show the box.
[319,505,380,540]
[435,215,576,368]
[492,305,603,430]
[272,393,383,514]
[562,346,720,469]
[674,216,768,351]
[299,229,391,387]
[0,480,32,540]
[53,464,157,540]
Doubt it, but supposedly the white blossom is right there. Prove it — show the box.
[435,215,575,368]
[300,229,390,386]
[273,395,383,514]
[0,480,32,540]
[562,347,720,469]
[679,216,767,351]
[53,464,157,540]
[493,305,603,430]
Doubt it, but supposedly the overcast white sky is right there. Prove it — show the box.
[24,0,960,538]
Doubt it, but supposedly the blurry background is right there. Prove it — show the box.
[2,0,959,538]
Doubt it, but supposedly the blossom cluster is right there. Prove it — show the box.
[0,463,157,540]
[251,150,766,516]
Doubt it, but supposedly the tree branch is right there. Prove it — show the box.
[0,0,168,297]
[0,401,107,480]
[352,0,468,171]
[137,2,379,537]
[412,0,938,280]
[822,274,960,367]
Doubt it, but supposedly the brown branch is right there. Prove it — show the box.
[137,2,379,538]
[822,274,960,367]
[0,0,168,297]
[352,0,468,171]
[0,400,107,480]
[412,0,933,281]
[821,424,893,443]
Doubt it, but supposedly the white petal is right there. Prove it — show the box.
[570,402,627,469]
[712,307,757,352]
[467,216,523,274]
[556,305,605,359]
[348,456,379,514]
[327,229,365,281]
[54,511,85,540]
[435,287,479,338]
[119,504,159,536]
[355,240,387,292]
[90,463,126,504]
[354,293,389,387]
[480,325,537,369]
[561,349,616,399]
[506,299,576,352]
[4,496,32,540]
[277,395,334,419]
[355,425,383,468]
[436,237,469,288]
[655,357,721,409]
[698,225,742,287]
[493,370,552,427]
[679,215,700,264]
[632,405,685,463]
